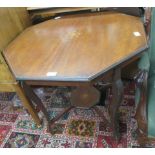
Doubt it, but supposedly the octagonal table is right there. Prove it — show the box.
[3,12,147,140]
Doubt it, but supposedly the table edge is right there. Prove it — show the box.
[2,44,148,83]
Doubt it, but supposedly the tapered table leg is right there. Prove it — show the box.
[22,82,51,130]
[108,68,124,141]
[14,84,42,126]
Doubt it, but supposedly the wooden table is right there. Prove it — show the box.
[3,12,147,140]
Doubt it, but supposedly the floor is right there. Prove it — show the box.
[0,81,140,148]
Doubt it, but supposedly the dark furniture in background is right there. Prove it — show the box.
[135,8,155,147]
[27,7,144,25]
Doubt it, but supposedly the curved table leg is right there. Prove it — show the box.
[108,68,124,141]
[135,70,148,146]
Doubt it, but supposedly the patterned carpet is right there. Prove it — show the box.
[0,81,140,148]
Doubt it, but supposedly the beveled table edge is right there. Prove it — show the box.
[88,45,148,81]
[2,44,148,83]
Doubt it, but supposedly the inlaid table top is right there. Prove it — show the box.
[3,12,147,82]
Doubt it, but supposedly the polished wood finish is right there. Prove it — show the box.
[0,7,31,51]
[3,12,147,82]
[3,12,147,139]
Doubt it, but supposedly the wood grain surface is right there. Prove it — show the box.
[0,7,31,51]
[0,53,15,83]
[3,12,147,82]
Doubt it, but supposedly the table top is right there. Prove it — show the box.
[3,12,147,82]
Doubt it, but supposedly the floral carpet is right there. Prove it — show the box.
[0,81,140,148]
